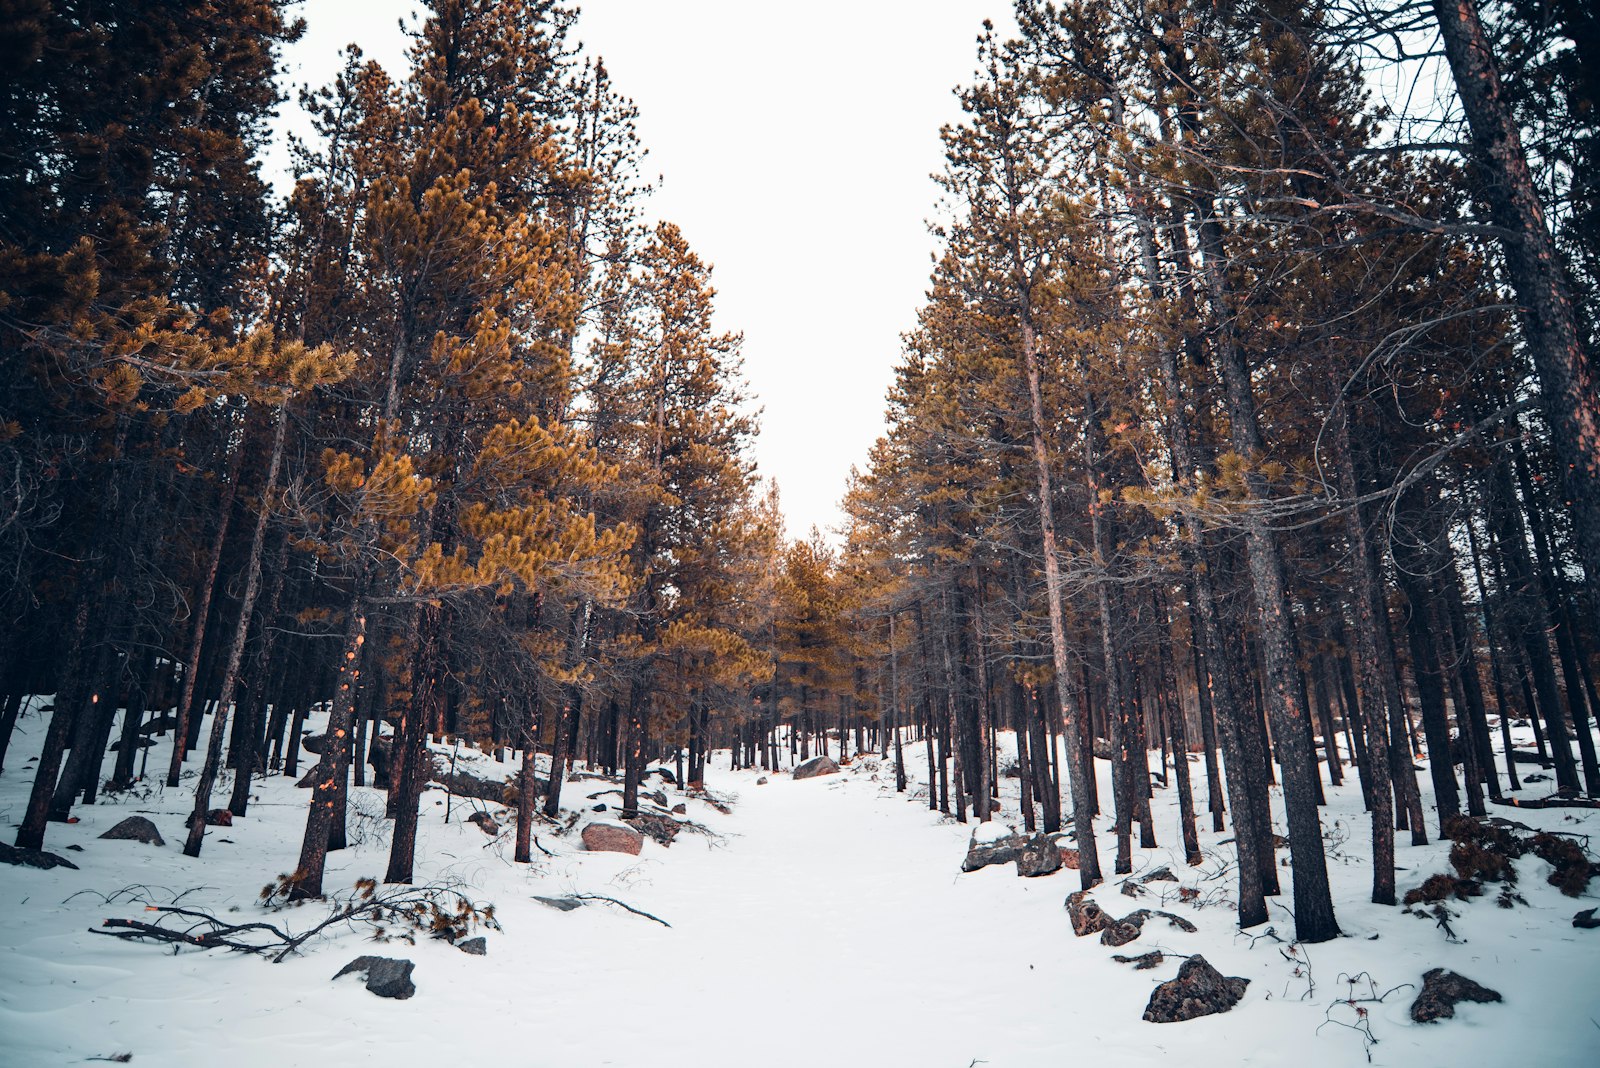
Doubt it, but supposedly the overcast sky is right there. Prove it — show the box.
[271,1,1012,540]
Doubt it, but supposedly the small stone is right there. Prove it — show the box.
[792,756,840,780]
[1573,908,1600,929]
[1143,955,1249,1023]
[1141,866,1178,883]
[756,776,769,785]
[592,803,608,812]
[1120,879,1147,898]
[467,811,500,836]
[333,956,415,999]
[646,789,668,808]
[581,821,644,855]
[672,803,687,814]
[99,816,164,846]
[456,937,487,956]
[534,895,584,912]
[1112,951,1165,970]
[1411,968,1502,1023]
[65,844,84,852]
[205,808,232,827]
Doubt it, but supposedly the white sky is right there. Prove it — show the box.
[270,1,1012,539]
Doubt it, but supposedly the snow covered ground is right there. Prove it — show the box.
[1,698,1596,1066]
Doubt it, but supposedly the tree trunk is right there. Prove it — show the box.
[1197,202,1339,943]
[289,604,367,900]
[166,448,243,788]
[184,407,286,857]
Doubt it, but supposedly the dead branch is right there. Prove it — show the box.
[572,893,672,928]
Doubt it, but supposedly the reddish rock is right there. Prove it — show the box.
[581,822,644,855]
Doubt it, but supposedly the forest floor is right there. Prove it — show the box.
[1,700,1597,1066]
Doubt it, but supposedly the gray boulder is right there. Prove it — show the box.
[99,816,164,846]
[1016,834,1063,877]
[429,754,547,806]
[1143,956,1249,1023]
[333,956,415,999]
[963,831,1027,873]
[792,756,840,780]
[456,937,487,956]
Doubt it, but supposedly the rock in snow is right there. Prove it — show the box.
[1573,908,1600,929]
[624,813,681,847]
[0,841,79,870]
[98,816,164,846]
[962,833,1022,872]
[1410,968,1502,1023]
[581,822,644,855]
[1066,891,1112,937]
[791,756,840,780]
[333,956,415,999]
[467,811,500,836]
[1143,956,1249,1023]
[1015,834,1063,877]
[456,937,487,956]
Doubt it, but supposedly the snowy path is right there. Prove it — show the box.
[530,772,1079,1068]
[3,722,1598,1067]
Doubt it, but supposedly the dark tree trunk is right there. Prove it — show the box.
[16,594,92,850]
[1198,202,1339,943]
[166,449,242,788]
[183,408,286,857]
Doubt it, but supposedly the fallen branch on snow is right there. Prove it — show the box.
[572,893,672,928]
[92,879,498,962]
